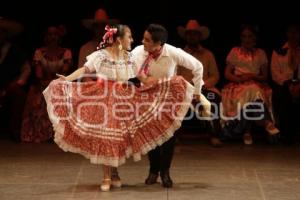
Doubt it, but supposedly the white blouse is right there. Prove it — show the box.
[84,49,137,81]
[34,47,72,74]
[271,43,300,85]
[226,47,268,76]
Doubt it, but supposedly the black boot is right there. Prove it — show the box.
[145,172,158,185]
[160,171,173,188]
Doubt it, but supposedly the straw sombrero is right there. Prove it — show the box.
[177,19,209,40]
[81,9,119,30]
[0,17,23,37]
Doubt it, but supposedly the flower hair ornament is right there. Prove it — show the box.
[98,25,118,49]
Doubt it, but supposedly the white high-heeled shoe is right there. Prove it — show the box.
[265,122,280,135]
[100,178,111,192]
[243,133,253,145]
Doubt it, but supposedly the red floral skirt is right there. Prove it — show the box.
[43,76,194,167]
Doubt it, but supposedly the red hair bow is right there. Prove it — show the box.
[98,25,117,48]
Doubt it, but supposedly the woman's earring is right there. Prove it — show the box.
[118,44,123,51]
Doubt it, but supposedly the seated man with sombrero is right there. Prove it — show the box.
[177,19,223,147]
[78,8,119,69]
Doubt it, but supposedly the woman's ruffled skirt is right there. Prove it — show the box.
[221,81,273,119]
[43,76,194,167]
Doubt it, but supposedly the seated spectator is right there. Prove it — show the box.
[177,19,222,147]
[78,9,119,81]
[271,24,300,144]
[221,24,279,145]
[0,17,31,141]
[21,25,72,143]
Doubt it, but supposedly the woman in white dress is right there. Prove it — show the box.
[222,24,279,145]
[43,24,194,191]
